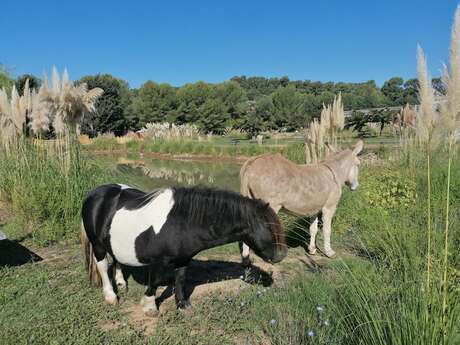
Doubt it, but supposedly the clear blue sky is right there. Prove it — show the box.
[1,0,457,88]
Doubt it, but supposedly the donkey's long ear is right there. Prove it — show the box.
[352,139,364,155]
[325,142,338,153]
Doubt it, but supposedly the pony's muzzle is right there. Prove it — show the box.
[271,247,288,264]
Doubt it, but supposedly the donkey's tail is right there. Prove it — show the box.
[80,221,102,287]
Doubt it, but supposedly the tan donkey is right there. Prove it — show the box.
[239,140,363,264]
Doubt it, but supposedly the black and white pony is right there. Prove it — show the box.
[81,184,287,315]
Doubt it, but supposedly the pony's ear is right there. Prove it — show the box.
[352,139,364,155]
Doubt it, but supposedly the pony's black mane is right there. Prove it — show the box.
[170,186,268,231]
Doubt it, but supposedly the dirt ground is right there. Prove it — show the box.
[28,240,334,336]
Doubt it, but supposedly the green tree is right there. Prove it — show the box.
[15,74,41,95]
[176,81,212,124]
[0,65,13,92]
[381,77,405,105]
[214,81,246,124]
[271,85,306,130]
[198,99,228,134]
[132,81,177,126]
[432,77,446,95]
[403,78,419,105]
[76,74,131,136]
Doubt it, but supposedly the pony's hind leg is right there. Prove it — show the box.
[93,246,118,305]
[308,217,319,255]
[114,263,127,290]
[96,257,118,305]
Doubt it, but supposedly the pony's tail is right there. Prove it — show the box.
[80,221,101,287]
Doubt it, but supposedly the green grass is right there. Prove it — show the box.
[84,137,307,162]
[0,139,112,244]
[1,138,459,344]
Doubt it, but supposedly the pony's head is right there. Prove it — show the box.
[345,140,363,191]
[243,202,287,263]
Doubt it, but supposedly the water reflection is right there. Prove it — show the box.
[113,156,241,192]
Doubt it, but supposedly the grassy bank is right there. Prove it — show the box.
[1,155,459,344]
[85,137,308,163]
[0,139,111,244]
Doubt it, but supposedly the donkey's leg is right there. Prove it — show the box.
[114,262,127,290]
[322,206,337,258]
[95,256,118,305]
[174,265,192,310]
[308,217,319,255]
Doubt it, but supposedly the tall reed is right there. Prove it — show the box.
[0,68,105,243]
[438,7,460,342]
[304,93,344,163]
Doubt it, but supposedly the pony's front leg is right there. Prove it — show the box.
[140,285,159,317]
[308,217,319,255]
[174,266,191,310]
[239,242,255,283]
[239,242,252,267]
[96,257,118,305]
[322,206,337,258]
[140,265,162,316]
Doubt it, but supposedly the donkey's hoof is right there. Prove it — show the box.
[104,292,118,305]
[308,247,317,255]
[324,249,336,258]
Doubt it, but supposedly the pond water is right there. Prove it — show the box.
[93,154,242,192]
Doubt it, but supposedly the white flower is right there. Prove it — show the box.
[307,330,315,337]
[270,319,277,326]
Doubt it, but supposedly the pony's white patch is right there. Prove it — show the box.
[118,184,132,190]
[110,189,175,266]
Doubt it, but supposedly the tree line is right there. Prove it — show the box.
[0,66,445,136]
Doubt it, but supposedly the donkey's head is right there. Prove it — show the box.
[344,140,363,191]
[244,202,287,264]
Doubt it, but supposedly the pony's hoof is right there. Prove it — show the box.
[143,306,159,317]
[140,295,157,315]
[104,292,118,305]
[325,250,336,258]
[308,247,317,255]
[116,280,127,290]
[177,300,192,311]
